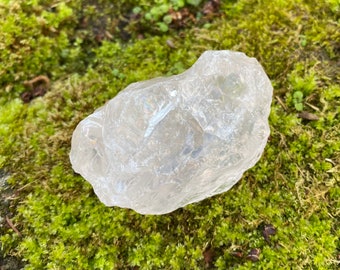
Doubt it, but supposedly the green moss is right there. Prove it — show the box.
[0,0,339,269]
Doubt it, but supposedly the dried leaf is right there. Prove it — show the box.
[298,111,319,121]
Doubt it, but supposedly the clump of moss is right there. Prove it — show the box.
[0,0,216,105]
[0,0,339,269]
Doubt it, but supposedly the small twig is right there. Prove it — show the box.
[275,95,288,111]
[5,216,22,237]
[294,24,303,44]
[16,181,35,192]
[325,158,335,166]
[305,101,320,112]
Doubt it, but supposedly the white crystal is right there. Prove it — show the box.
[70,50,273,215]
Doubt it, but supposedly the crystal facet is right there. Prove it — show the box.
[70,50,273,214]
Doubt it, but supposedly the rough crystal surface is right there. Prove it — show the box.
[70,50,273,215]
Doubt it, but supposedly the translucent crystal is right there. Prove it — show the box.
[70,50,273,215]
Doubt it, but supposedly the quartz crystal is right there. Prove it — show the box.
[70,50,273,215]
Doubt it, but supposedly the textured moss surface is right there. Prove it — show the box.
[0,0,339,269]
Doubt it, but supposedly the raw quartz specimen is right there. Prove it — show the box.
[70,50,273,215]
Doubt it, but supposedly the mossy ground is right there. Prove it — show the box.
[0,0,339,269]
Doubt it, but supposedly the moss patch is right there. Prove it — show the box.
[0,0,339,269]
